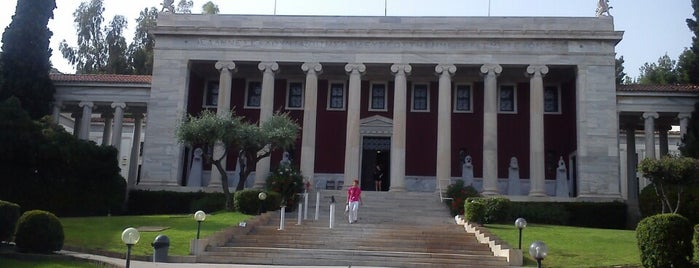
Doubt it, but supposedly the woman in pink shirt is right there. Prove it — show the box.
[346,179,363,224]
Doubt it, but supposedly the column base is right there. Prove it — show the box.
[389,186,406,192]
[528,191,547,197]
[481,188,500,196]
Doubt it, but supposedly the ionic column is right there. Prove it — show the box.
[254,61,279,188]
[435,64,456,194]
[642,112,659,159]
[210,61,237,187]
[343,63,366,187]
[300,62,322,182]
[527,65,549,197]
[71,112,82,137]
[624,124,640,222]
[101,112,114,146]
[480,64,502,195]
[679,113,691,140]
[78,101,94,140]
[658,126,669,157]
[127,113,144,189]
[52,101,62,124]
[390,63,412,192]
[111,102,126,151]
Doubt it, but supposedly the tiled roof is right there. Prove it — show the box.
[618,84,699,93]
[50,74,152,84]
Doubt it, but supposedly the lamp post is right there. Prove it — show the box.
[258,192,267,215]
[529,240,548,268]
[121,227,140,268]
[194,210,206,239]
[515,217,527,249]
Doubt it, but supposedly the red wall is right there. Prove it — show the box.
[315,80,348,173]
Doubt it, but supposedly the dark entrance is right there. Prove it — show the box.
[361,137,391,191]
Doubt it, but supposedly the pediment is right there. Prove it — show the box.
[360,115,393,135]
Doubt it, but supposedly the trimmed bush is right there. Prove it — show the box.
[695,224,699,264]
[0,200,20,242]
[189,193,226,213]
[127,190,228,215]
[640,184,699,225]
[636,213,693,268]
[234,189,282,215]
[14,210,64,253]
[445,179,480,216]
[464,197,510,224]
[464,198,486,224]
[508,202,569,225]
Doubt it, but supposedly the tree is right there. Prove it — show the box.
[176,110,299,210]
[686,0,699,84]
[680,102,699,158]
[177,0,194,14]
[202,1,220,14]
[637,54,682,85]
[638,156,699,214]
[615,56,629,84]
[0,0,57,120]
[60,0,130,74]
[128,7,157,75]
[676,48,695,84]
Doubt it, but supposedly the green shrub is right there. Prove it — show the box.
[694,224,699,264]
[464,197,510,224]
[0,200,20,242]
[445,179,480,216]
[189,193,226,213]
[464,198,486,224]
[266,165,304,208]
[234,189,282,215]
[566,202,627,229]
[508,202,569,225]
[14,210,64,253]
[636,213,693,268]
[640,184,699,225]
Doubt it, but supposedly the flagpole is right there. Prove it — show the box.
[274,0,277,15]
[488,0,491,16]
[384,0,387,16]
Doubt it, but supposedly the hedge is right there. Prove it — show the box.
[0,200,20,242]
[636,214,693,268]
[127,190,225,215]
[234,189,281,215]
[14,210,64,253]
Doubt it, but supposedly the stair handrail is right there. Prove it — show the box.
[438,178,453,203]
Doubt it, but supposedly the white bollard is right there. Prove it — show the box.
[279,206,286,230]
[329,203,335,229]
[314,191,320,221]
[297,202,303,225]
[303,192,309,220]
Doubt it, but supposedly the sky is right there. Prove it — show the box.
[0,0,694,79]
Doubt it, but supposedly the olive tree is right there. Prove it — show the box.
[638,155,699,214]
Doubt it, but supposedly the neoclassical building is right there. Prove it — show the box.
[49,13,699,202]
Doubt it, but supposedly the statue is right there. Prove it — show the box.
[161,0,175,13]
[461,155,474,186]
[186,148,203,187]
[596,0,612,17]
[555,157,569,197]
[280,151,291,167]
[507,157,521,196]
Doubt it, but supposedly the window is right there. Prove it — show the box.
[245,81,262,108]
[454,84,472,112]
[370,82,387,111]
[544,85,561,114]
[411,83,429,112]
[203,80,219,107]
[327,81,346,110]
[498,85,517,113]
[286,81,304,109]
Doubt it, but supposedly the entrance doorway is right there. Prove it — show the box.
[361,137,391,191]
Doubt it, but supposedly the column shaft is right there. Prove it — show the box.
[625,125,640,220]
[52,101,62,124]
[210,61,237,187]
[679,113,691,140]
[390,64,412,192]
[111,102,126,152]
[642,112,658,159]
[78,102,94,140]
[658,127,669,157]
[102,113,113,146]
[480,64,502,195]
[254,62,279,188]
[344,63,366,187]
[300,62,322,182]
[72,112,82,137]
[527,65,549,197]
[128,114,144,189]
[435,64,456,193]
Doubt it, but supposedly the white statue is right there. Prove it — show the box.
[596,0,612,17]
[186,148,203,187]
[507,157,521,196]
[280,151,291,167]
[161,0,175,13]
[462,155,474,186]
[555,156,569,197]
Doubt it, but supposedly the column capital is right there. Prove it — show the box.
[526,65,549,77]
[480,64,502,76]
[391,63,412,76]
[642,112,659,120]
[301,62,323,74]
[678,113,691,120]
[111,102,126,109]
[258,61,279,73]
[344,63,366,75]
[132,113,145,120]
[78,101,94,108]
[215,61,237,72]
[434,64,456,76]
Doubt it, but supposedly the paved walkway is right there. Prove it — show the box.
[61,250,386,268]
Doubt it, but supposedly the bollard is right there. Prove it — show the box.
[279,206,286,230]
[329,195,336,229]
[303,192,309,220]
[151,235,170,262]
[314,191,320,221]
[297,202,303,225]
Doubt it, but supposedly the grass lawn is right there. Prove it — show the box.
[486,224,640,268]
[0,258,104,267]
[61,211,252,257]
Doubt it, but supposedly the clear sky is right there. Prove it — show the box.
[0,0,693,79]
